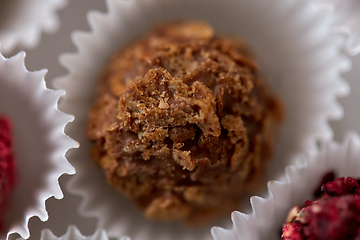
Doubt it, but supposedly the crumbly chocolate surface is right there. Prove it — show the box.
[282,176,360,240]
[87,21,283,223]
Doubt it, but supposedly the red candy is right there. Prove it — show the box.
[0,116,15,205]
[322,177,360,196]
[282,176,360,240]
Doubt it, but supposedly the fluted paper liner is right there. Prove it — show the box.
[317,0,360,55]
[0,0,67,55]
[212,132,360,240]
[40,226,128,240]
[54,0,351,239]
[0,48,76,239]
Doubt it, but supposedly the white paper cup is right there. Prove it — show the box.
[40,226,129,240]
[212,132,360,240]
[0,48,76,239]
[54,0,351,239]
[317,0,360,55]
[0,0,67,55]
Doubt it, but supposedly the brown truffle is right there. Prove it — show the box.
[87,21,283,223]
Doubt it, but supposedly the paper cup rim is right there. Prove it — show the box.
[0,0,67,55]
[0,47,77,239]
[54,0,351,239]
[212,131,360,240]
[40,225,127,240]
[318,0,360,56]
